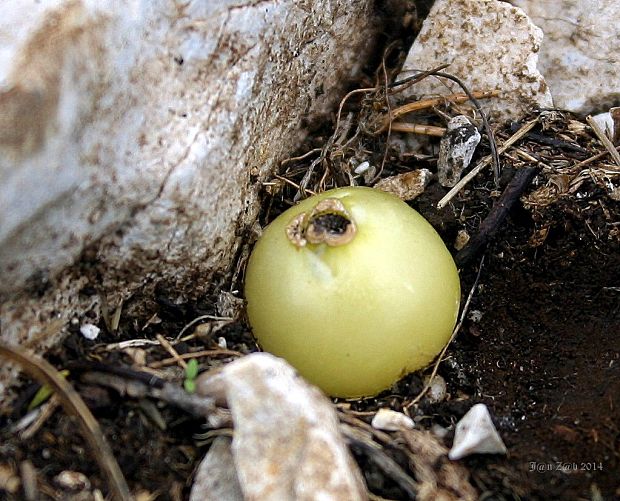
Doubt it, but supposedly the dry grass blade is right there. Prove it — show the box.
[437,117,539,209]
[586,115,620,167]
[155,334,187,370]
[399,429,477,501]
[405,256,484,412]
[149,349,243,369]
[341,423,419,499]
[0,342,132,501]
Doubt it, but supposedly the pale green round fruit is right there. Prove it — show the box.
[245,186,460,398]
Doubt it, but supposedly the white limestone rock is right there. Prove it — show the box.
[196,353,366,501]
[0,0,381,396]
[371,408,415,431]
[449,403,507,460]
[511,0,620,115]
[189,436,243,501]
[398,0,552,123]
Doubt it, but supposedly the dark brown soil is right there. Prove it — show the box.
[416,185,620,500]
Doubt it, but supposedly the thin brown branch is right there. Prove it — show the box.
[388,63,451,95]
[378,90,499,132]
[156,334,187,370]
[341,424,419,499]
[454,167,539,267]
[150,349,244,369]
[280,148,322,167]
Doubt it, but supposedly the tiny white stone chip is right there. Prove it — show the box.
[354,161,371,174]
[371,408,415,431]
[424,374,447,404]
[79,323,100,341]
[449,403,507,460]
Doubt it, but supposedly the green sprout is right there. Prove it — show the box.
[183,359,199,393]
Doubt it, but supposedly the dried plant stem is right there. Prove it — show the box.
[437,118,539,209]
[0,343,131,501]
[380,90,499,131]
[176,314,233,340]
[455,167,539,267]
[150,349,243,369]
[586,115,620,167]
[389,123,446,136]
[341,424,419,499]
[404,256,484,413]
[156,334,187,370]
[567,145,620,172]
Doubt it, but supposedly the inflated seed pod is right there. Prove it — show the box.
[245,186,460,398]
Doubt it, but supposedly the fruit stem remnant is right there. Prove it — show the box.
[285,198,356,248]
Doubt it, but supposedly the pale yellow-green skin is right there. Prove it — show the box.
[245,187,461,398]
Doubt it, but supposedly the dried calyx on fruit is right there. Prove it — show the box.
[245,186,461,398]
[286,198,356,247]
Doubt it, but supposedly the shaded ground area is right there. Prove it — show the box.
[431,199,620,500]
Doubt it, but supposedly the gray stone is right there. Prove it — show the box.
[437,116,481,187]
[398,0,552,123]
[190,436,243,501]
[512,0,620,114]
[197,353,367,501]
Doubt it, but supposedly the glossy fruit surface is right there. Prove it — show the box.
[245,186,460,397]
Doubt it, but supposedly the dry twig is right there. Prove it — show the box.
[389,123,446,136]
[455,167,539,267]
[341,423,419,499]
[149,349,243,369]
[156,334,187,370]
[379,90,499,131]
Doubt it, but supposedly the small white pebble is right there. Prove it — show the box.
[54,470,90,491]
[79,323,100,341]
[354,161,371,174]
[454,229,470,251]
[425,374,447,403]
[449,403,507,460]
[217,337,227,349]
[468,310,483,323]
[371,408,415,431]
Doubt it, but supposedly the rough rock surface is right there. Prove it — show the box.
[196,353,367,500]
[511,0,620,114]
[398,0,552,123]
[0,0,381,396]
[189,436,243,501]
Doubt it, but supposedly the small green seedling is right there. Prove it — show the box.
[183,359,200,393]
[28,370,70,410]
